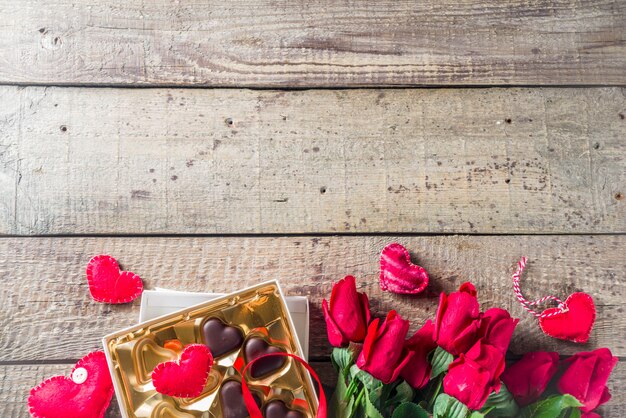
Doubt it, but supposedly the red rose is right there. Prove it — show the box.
[557,348,618,413]
[323,276,371,347]
[478,308,519,354]
[501,351,559,406]
[434,282,481,355]
[401,320,437,389]
[356,310,411,384]
[443,340,505,410]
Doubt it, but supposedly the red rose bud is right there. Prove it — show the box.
[322,276,371,347]
[357,310,411,384]
[443,340,505,410]
[557,348,618,413]
[478,308,519,354]
[501,351,559,406]
[401,320,437,389]
[434,282,481,355]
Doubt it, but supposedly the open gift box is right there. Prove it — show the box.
[102,281,317,418]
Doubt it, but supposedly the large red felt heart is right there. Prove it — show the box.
[86,255,143,304]
[539,292,596,343]
[28,351,114,418]
[380,243,429,295]
[152,344,213,398]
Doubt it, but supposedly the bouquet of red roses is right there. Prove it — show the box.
[324,276,617,418]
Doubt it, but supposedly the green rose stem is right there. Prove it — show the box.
[344,378,359,401]
[427,377,443,410]
[348,388,366,418]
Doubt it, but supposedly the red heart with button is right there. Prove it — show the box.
[152,344,214,398]
[86,254,143,304]
[539,292,596,343]
[28,351,114,418]
[380,243,429,294]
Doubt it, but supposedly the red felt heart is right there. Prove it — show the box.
[152,344,213,398]
[86,255,143,304]
[380,243,429,294]
[539,292,596,343]
[28,351,114,418]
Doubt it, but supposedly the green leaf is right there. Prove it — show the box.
[568,408,582,418]
[519,394,583,418]
[330,371,355,418]
[332,347,355,378]
[481,383,519,417]
[469,412,486,418]
[350,364,383,392]
[431,347,454,379]
[363,386,385,418]
[386,381,414,409]
[433,393,470,418]
[391,402,429,418]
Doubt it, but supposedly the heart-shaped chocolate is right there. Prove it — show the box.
[202,318,245,358]
[264,400,305,418]
[380,243,429,295]
[539,292,596,343]
[244,337,286,378]
[219,380,261,418]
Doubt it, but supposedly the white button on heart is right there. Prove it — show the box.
[71,367,88,384]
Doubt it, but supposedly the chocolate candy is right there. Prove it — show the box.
[244,337,286,378]
[202,318,244,358]
[264,400,305,418]
[219,380,261,418]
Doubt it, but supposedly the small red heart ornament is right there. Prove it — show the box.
[86,255,143,304]
[152,344,213,398]
[380,243,429,294]
[539,292,596,343]
[28,351,114,418]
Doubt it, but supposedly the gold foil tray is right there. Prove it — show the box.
[103,281,317,418]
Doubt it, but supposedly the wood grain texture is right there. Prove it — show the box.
[1,0,625,86]
[1,235,624,362]
[2,361,624,417]
[1,86,625,235]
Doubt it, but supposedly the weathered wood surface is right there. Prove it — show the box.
[2,361,624,417]
[1,236,624,363]
[1,0,625,86]
[1,86,624,235]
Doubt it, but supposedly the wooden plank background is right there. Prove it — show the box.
[1,236,624,361]
[2,0,625,416]
[1,0,625,86]
[1,86,624,235]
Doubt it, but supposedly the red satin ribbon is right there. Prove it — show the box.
[241,352,327,418]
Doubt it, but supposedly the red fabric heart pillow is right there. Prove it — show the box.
[86,255,143,304]
[539,292,596,343]
[152,344,213,398]
[380,243,429,294]
[28,351,114,418]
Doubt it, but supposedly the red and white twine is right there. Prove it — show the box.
[512,257,567,319]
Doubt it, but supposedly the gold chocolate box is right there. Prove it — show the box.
[102,281,318,418]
